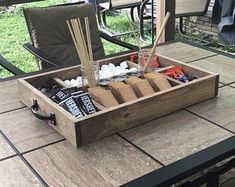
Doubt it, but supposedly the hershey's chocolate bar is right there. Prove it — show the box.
[59,97,86,118]
[51,89,68,103]
[50,87,83,104]
[74,93,97,115]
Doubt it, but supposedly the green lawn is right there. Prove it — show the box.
[0,1,150,78]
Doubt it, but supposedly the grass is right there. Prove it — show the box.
[0,2,150,78]
[1,2,234,78]
[0,0,69,77]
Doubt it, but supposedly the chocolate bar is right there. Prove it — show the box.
[74,93,97,115]
[50,89,68,103]
[59,96,85,118]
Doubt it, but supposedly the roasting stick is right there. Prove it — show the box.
[143,12,171,73]
[75,18,95,87]
[77,19,90,61]
[67,18,96,87]
[84,17,96,85]
[84,17,93,62]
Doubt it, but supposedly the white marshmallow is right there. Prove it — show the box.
[64,80,71,86]
[101,64,109,71]
[76,76,82,82]
[120,61,128,69]
[99,70,106,80]
[109,63,115,69]
[103,71,113,79]
[129,68,138,72]
[115,66,122,72]
[77,82,83,88]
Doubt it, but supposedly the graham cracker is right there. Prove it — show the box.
[153,76,172,90]
[88,86,106,102]
[132,79,155,97]
[115,84,137,103]
[125,77,141,85]
[96,90,119,108]
[144,72,162,81]
[144,72,163,91]
[107,81,126,97]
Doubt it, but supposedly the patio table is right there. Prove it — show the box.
[0,41,235,186]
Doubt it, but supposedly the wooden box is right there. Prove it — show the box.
[18,52,219,147]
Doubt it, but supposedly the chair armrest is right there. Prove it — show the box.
[23,43,57,68]
[0,55,24,75]
[99,31,139,50]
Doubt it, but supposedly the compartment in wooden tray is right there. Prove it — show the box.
[18,52,219,147]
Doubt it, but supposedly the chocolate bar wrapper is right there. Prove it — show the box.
[74,93,97,115]
[59,96,86,118]
[50,89,69,103]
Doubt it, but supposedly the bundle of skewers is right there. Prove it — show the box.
[64,14,173,110]
[67,17,97,88]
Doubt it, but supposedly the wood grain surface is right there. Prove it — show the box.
[25,135,160,187]
[187,86,235,133]
[0,80,24,113]
[156,42,216,62]
[0,108,63,153]
[0,134,16,160]
[0,157,41,187]
[121,110,233,165]
[190,55,235,84]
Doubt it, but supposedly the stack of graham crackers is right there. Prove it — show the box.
[88,87,119,108]
[88,72,172,109]
[108,81,137,103]
[144,72,172,91]
[125,77,155,97]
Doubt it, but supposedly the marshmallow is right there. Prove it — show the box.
[101,65,109,71]
[109,63,115,69]
[129,68,138,72]
[64,80,71,86]
[120,61,128,69]
[76,76,82,82]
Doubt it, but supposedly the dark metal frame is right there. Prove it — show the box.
[139,0,211,43]
[0,0,38,76]
[122,136,235,187]
[0,55,24,76]
[23,30,138,68]
[96,0,141,28]
[23,0,138,69]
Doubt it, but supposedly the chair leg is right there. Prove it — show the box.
[178,17,186,35]
[101,10,107,28]
[130,7,136,22]
[140,4,146,40]
[96,5,103,28]
[137,5,140,19]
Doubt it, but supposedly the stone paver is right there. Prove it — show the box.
[121,110,233,165]
[24,136,160,187]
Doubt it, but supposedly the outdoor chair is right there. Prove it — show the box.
[23,3,138,69]
[140,0,211,40]
[97,0,142,28]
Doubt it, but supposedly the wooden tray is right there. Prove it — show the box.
[18,52,219,147]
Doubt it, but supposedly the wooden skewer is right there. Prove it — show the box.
[143,12,171,72]
[70,20,85,61]
[85,17,93,62]
[67,18,97,87]
[77,19,90,61]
